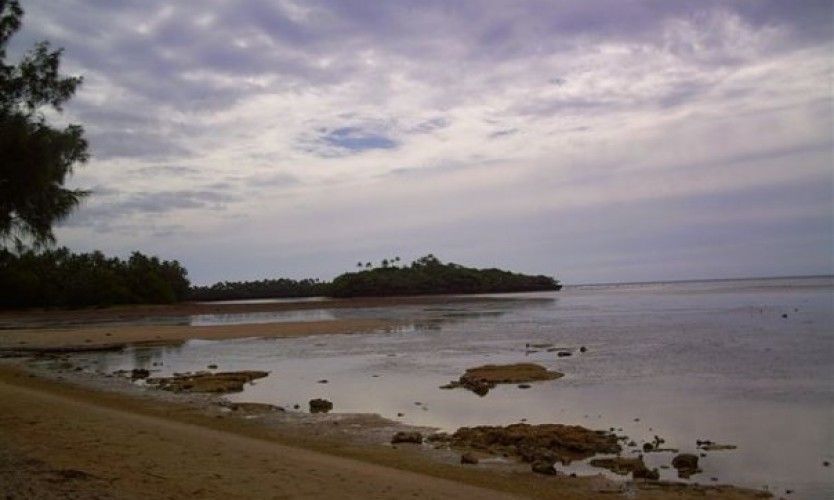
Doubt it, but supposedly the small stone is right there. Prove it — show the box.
[517,384,531,389]
[823,461,830,467]
[628,441,637,447]
[397,412,404,417]
[643,443,654,452]
[460,453,479,465]
[317,379,328,384]
[293,404,300,410]
[781,313,788,318]
[207,364,218,369]
[579,346,587,353]
[557,351,572,357]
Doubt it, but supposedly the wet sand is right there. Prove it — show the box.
[0,295,521,328]
[0,363,766,499]
[0,319,397,351]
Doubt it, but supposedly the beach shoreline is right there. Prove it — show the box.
[0,301,775,499]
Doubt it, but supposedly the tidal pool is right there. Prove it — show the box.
[81,277,834,498]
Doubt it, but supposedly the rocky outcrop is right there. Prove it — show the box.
[449,423,620,465]
[439,363,563,396]
[146,371,268,393]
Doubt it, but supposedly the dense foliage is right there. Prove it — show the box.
[328,254,561,298]
[189,278,328,301]
[1,0,88,248]
[0,248,189,308]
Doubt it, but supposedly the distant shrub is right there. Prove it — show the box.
[328,254,560,298]
[188,278,328,301]
[0,248,189,308]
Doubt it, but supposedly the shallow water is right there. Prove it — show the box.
[82,277,834,498]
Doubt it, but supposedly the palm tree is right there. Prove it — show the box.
[365,262,372,269]
[356,261,363,268]
[381,259,389,268]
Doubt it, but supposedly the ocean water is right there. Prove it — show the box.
[83,277,834,498]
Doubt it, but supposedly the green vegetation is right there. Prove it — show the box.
[0,247,189,308]
[188,255,560,302]
[328,254,560,298]
[189,278,328,301]
[1,0,89,248]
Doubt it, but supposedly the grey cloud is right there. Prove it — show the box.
[61,188,239,231]
[407,117,449,134]
[489,128,518,138]
[128,165,201,177]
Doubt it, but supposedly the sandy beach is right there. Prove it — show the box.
[0,361,767,500]
[0,318,397,351]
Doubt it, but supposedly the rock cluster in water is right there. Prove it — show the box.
[445,423,621,469]
[146,371,268,393]
[439,363,563,396]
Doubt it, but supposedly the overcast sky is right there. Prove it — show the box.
[11,0,833,285]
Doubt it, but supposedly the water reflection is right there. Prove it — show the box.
[61,281,833,497]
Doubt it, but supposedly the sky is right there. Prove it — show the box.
[9,0,833,285]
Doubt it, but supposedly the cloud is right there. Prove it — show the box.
[320,126,397,152]
[11,0,829,283]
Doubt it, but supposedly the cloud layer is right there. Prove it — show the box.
[10,0,832,284]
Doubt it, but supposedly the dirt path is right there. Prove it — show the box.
[0,367,518,500]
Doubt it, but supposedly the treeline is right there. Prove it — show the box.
[328,254,561,298]
[0,248,189,308]
[189,278,328,301]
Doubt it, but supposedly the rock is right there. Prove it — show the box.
[397,412,404,417]
[130,368,150,380]
[531,461,557,475]
[450,423,620,464]
[146,371,268,393]
[317,379,328,384]
[557,351,572,357]
[207,364,218,369]
[442,363,563,396]
[390,431,423,444]
[309,398,333,414]
[781,313,788,318]
[517,384,531,389]
[579,346,587,353]
[460,452,479,465]
[628,441,637,447]
[426,432,450,443]
[823,461,830,467]
[672,453,701,478]
[643,443,654,452]
[293,404,300,410]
